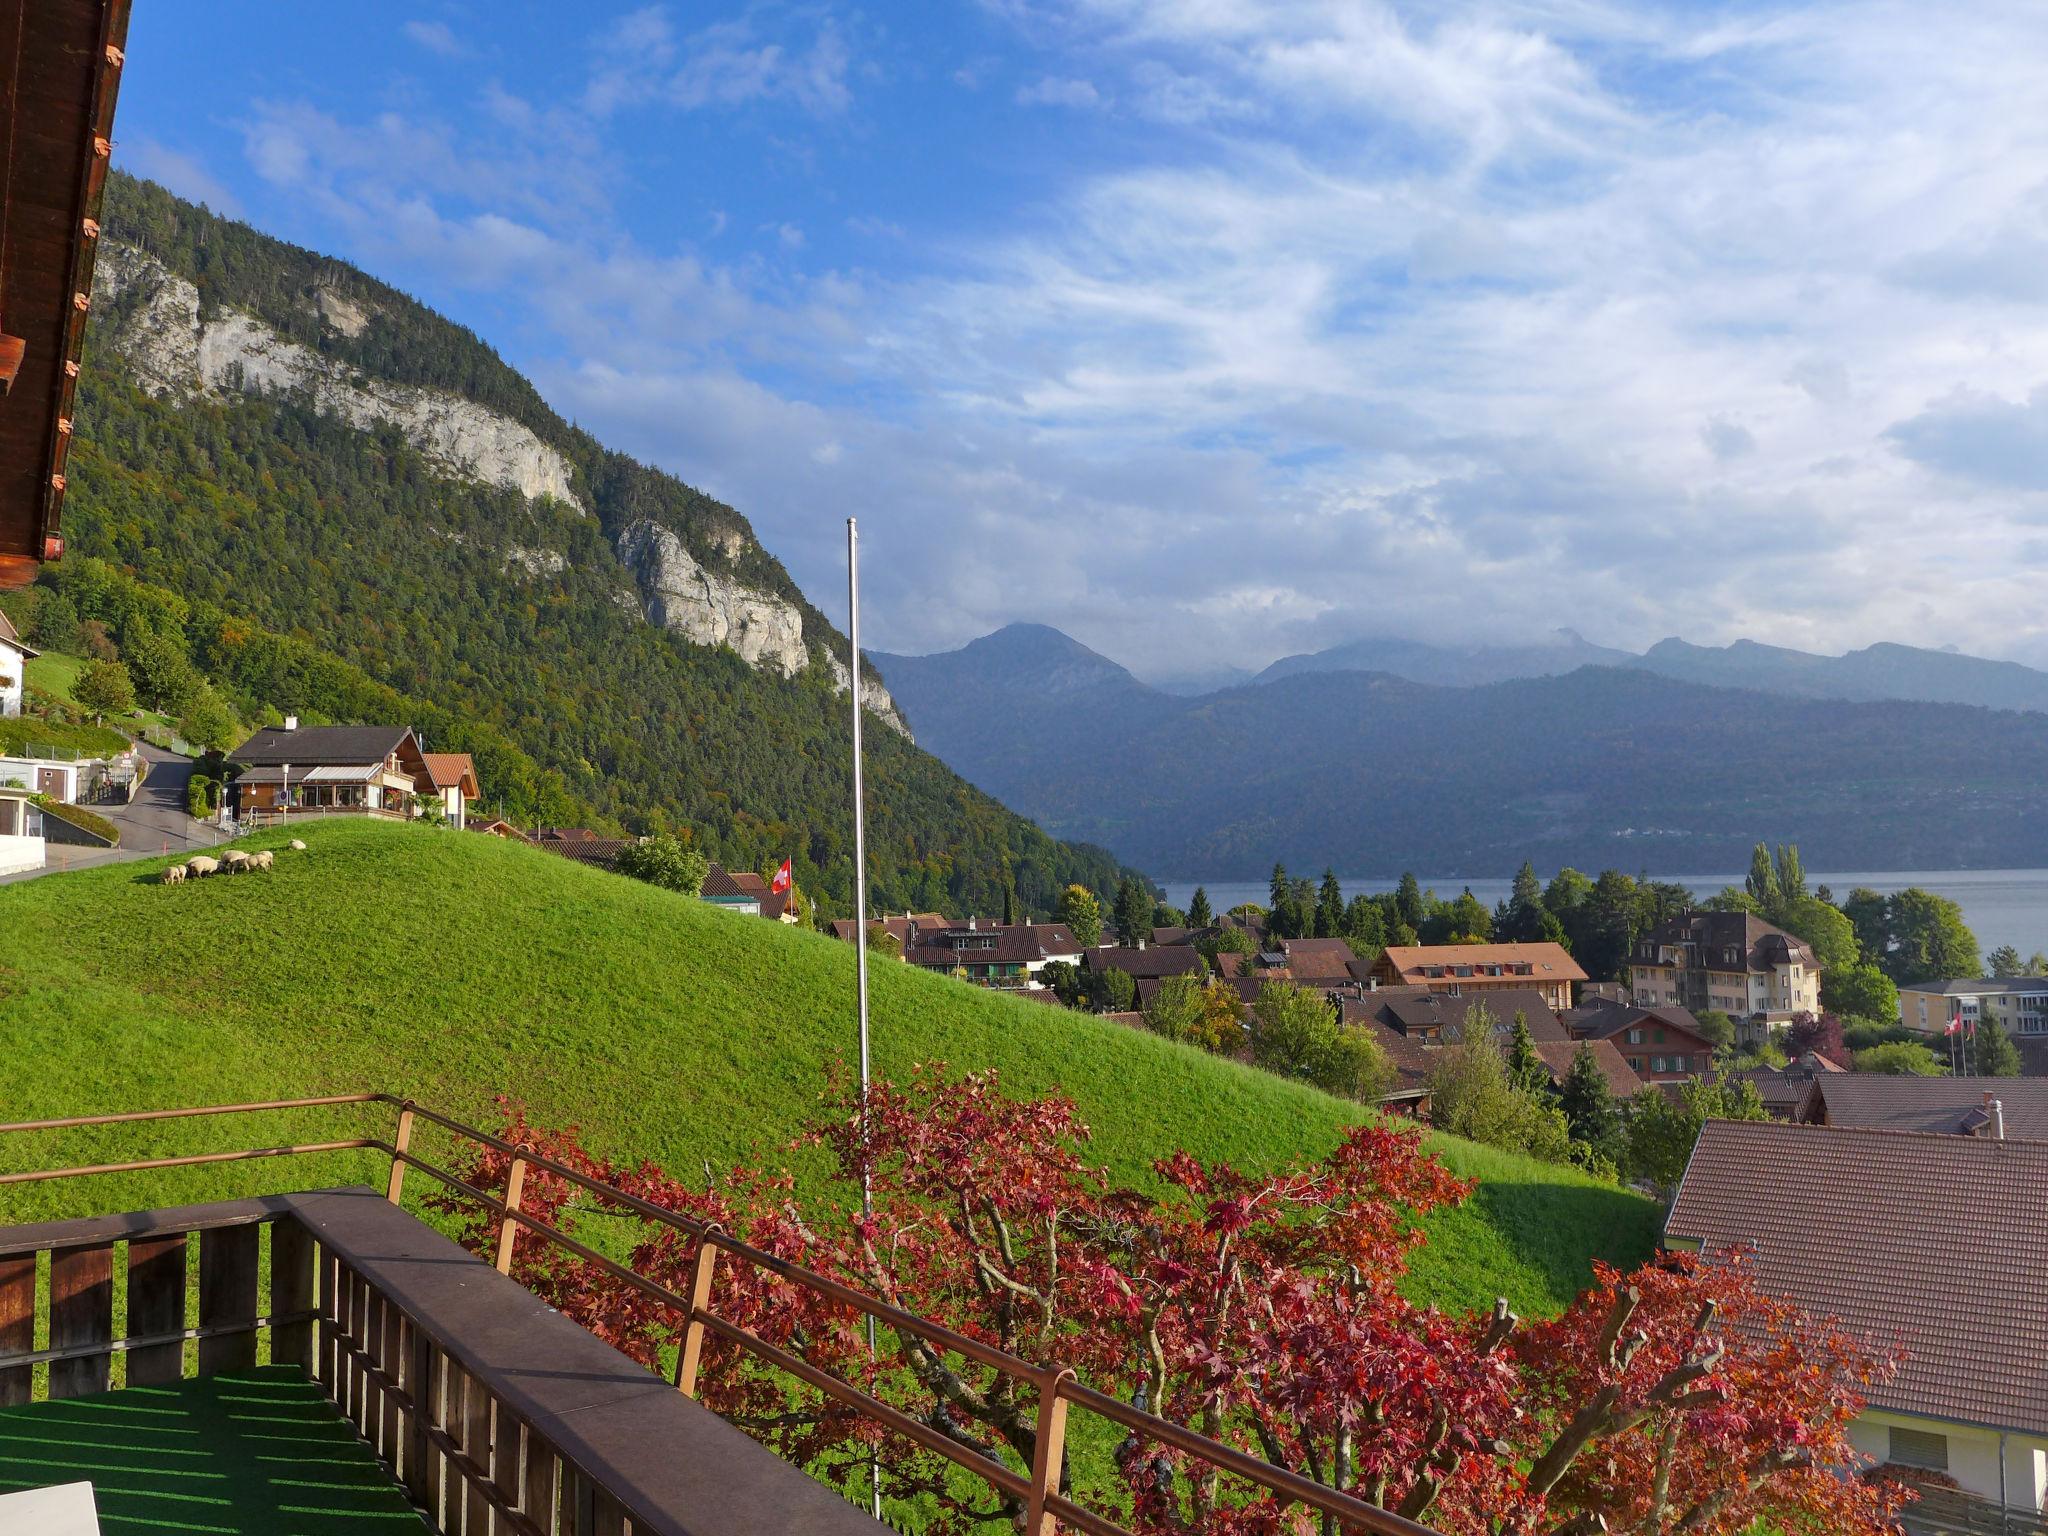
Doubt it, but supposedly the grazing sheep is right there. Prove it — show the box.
[288,838,306,851]
[221,850,252,873]
[250,850,275,871]
[186,856,219,878]
[161,864,186,885]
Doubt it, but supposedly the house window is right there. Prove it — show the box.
[1651,1056,1666,1073]
[1627,1028,1643,1044]
[1888,1427,1949,1472]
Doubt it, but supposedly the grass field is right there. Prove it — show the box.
[0,820,1657,1317]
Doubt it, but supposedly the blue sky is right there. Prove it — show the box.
[112,1,2048,681]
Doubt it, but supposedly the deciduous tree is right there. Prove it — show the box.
[72,658,134,724]
[437,1073,1905,1536]
[614,834,710,896]
[1058,884,1103,948]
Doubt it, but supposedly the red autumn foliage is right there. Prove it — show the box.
[427,1068,1907,1535]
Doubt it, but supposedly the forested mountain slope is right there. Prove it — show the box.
[58,173,1134,918]
[876,626,2048,877]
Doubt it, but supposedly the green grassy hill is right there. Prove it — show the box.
[0,821,1656,1316]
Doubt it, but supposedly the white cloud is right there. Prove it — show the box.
[118,139,241,214]
[213,0,2048,675]
[1016,76,1102,108]
[402,19,468,59]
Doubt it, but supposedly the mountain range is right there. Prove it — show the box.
[50,173,1137,918]
[873,624,2048,878]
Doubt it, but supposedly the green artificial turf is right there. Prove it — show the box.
[0,820,1656,1317]
[0,1366,425,1533]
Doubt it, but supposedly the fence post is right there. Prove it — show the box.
[385,1102,415,1205]
[673,1234,722,1397]
[495,1158,527,1274]
[1024,1368,1074,1536]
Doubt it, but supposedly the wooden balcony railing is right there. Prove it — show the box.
[0,1093,1444,1536]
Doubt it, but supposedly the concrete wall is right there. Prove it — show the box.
[1849,1408,2048,1511]
[0,831,43,876]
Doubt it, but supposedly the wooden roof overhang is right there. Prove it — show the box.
[0,0,132,589]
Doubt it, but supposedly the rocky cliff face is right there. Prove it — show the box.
[615,518,906,733]
[95,245,583,509]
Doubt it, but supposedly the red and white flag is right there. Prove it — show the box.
[771,858,792,895]
[1946,1009,1963,1036]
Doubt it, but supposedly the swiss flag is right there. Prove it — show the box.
[770,858,792,895]
[1946,1009,1964,1036]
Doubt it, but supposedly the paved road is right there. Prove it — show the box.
[0,741,228,884]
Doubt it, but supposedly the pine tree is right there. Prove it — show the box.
[1395,871,1425,934]
[1557,1044,1619,1159]
[1316,869,1343,939]
[1976,1016,2022,1077]
[1989,944,2023,978]
[1187,887,1213,930]
[1113,877,1151,949]
[1002,881,1018,927]
[1506,1013,1550,1097]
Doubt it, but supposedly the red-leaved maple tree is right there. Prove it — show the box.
[428,1068,1905,1535]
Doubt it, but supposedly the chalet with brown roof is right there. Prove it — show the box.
[828,912,950,946]
[1369,942,1586,1010]
[419,753,478,829]
[1083,945,1205,984]
[1629,910,1819,1041]
[1273,936,1359,979]
[1562,998,1715,1082]
[228,722,436,823]
[1338,991,1642,1110]
[905,918,1082,990]
[0,608,34,717]
[1667,1119,2048,1520]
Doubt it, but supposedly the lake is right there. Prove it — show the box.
[1158,869,2048,959]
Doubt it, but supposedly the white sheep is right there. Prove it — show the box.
[249,850,275,871]
[288,838,307,852]
[186,855,220,878]
[161,864,186,885]
[221,850,252,874]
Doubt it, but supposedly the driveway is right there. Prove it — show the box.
[0,741,228,885]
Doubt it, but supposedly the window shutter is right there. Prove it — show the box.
[1888,1427,1949,1471]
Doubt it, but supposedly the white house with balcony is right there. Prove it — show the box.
[0,609,32,719]
[0,785,45,875]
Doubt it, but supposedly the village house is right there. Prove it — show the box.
[1897,976,2048,1038]
[1795,1078,2048,1139]
[1270,936,1359,979]
[1667,1120,2048,1526]
[904,918,1083,990]
[1084,943,1206,988]
[0,783,44,876]
[1342,988,1643,1114]
[1562,997,1717,1082]
[1369,941,1586,1011]
[829,912,950,946]
[228,721,430,821]
[1628,910,1819,1041]
[419,753,478,830]
[0,609,33,717]
[1710,1051,1847,1118]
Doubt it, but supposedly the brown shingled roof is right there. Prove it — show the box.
[1276,936,1359,978]
[1799,1076,2048,1140]
[1666,1119,2048,1435]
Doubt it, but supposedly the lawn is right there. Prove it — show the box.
[0,821,1657,1318]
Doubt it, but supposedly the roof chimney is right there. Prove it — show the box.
[283,714,299,732]
[1993,1097,2007,1141]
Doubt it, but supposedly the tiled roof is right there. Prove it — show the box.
[827,914,949,942]
[1564,999,1714,1049]
[906,927,1058,968]
[1084,945,1205,980]
[1377,942,1588,985]
[1028,923,1083,955]
[1666,1120,2048,1434]
[1368,988,1568,1041]
[535,837,634,871]
[1636,910,1816,974]
[420,753,477,791]
[1801,1076,2048,1140]
[1903,977,2048,997]
[1534,1040,1644,1098]
[1276,937,1359,978]
[231,725,411,767]
[700,865,758,902]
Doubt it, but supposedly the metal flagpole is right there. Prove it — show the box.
[847,516,880,1520]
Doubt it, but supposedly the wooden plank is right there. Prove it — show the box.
[197,1223,259,1374]
[382,1297,406,1475]
[48,1243,113,1398]
[0,1254,35,1406]
[271,1219,315,1374]
[463,1364,493,1534]
[0,1196,300,1260]
[404,1325,434,1509]
[593,1488,626,1536]
[316,1251,341,1392]
[125,1232,187,1386]
[494,1400,528,1535]
[525,1427,560,1536]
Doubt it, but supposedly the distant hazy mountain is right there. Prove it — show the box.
[1258,630,1633,687]
[1260,629,2048,714]
[1628,638,2048,713]
[875,626,2048,877]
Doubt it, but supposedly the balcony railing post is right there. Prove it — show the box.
[386,1102,415,1205]
[673,1232,723,1398]
[1025,1368,1074,1536]
[495,1157,527,1275]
